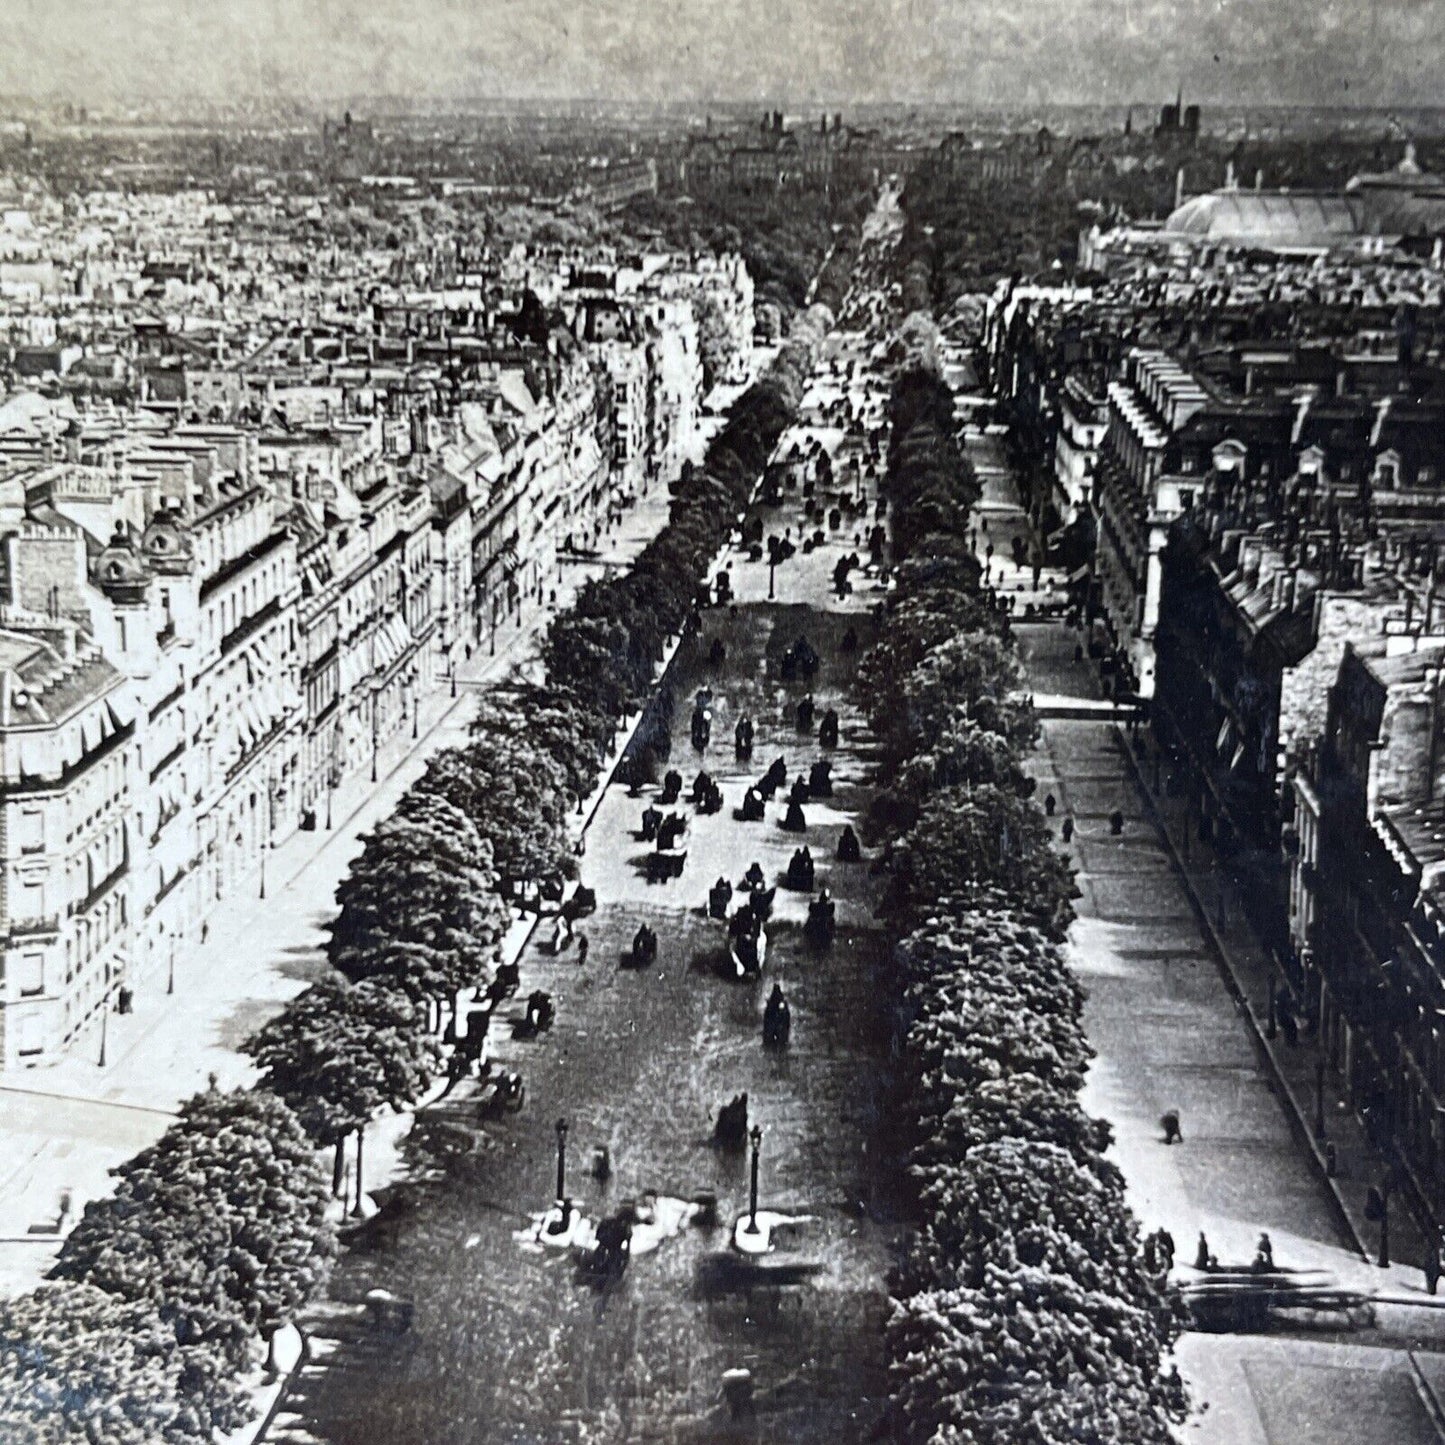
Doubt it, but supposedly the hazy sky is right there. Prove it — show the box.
[3,0,1440,107]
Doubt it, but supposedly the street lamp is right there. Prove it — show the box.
[1378,1177,1392,1269]
[746,1124,763,1234]
[167,943,176,997]
[555,1117,568,1204]
[768,559,776,600]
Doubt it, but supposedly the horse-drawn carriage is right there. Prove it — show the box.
[807,759,832,798]
[690,703,712,751]
[734,715,754,759]
[1178,1267,1372,1333]
[648,811,689,883]
[763,984,791,1047]
[784,847,815,892]
[560,885,597,923]
[629,923,659,968]
[780,636,820,683]
[728,906,768,978]
[476,1066,526,1119]
[708,877,734,920]
[513,990,555,1038]
[804,890,836,948]
[485,959,521,1007]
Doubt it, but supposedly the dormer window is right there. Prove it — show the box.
[1375,450,1402,489]
[1213,439,1247,476]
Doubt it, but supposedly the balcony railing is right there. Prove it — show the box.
[7,915,60,941]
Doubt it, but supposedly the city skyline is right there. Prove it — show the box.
[2,0,1441,110]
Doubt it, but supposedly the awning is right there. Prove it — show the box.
[373,614,413,674]
[339,644,367,693]
[236,696,266,750]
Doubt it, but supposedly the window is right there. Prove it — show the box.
[16,1012,42,1056]
[15,810,43,854]
[18,953,43,996]
[16,877,44,919]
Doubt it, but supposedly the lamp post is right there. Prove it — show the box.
[555,1117,568,1204]
[1378,1176,1392,1269]
[98,979,110,1068]
[746,1124,763,1234]
[768,559,776,600]
[411,687,419,740]
[370,696,379,784]
[1314,1055,1327,1140]
[167,943,176,997]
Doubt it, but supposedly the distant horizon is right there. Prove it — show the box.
[3,1,1441,114]
[8,95,1445,124]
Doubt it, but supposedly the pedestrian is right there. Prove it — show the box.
[1061,816,1075,844]
[200,921,209,945]
[1158,1227,1176,1270]
[1109,808,1125,836]
[1161,1109,1182,1145]
[577,933,589,967]
[1195,1231,1211,1271]
[1254,1232,1274,1271]
[1044,792,1056,817]
[1426,1238,1442,1296]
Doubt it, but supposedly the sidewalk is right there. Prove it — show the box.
[0,481,678,1297]
[1119,723,1432,1283]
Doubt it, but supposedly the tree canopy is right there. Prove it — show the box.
[0,1282,217,1445]
[329,793,509,989]
[244,976,442,1150]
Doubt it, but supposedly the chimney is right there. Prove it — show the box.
[1371,396,1392,448]
[1291,391,1314,444]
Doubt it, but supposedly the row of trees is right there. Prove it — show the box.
[0,1088,336,1442]
[246,246,846,1227]
[621,185,871,317]
[0,224,857,1445]
[860,363,1186,1443]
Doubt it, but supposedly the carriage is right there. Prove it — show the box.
[728,907,768,977]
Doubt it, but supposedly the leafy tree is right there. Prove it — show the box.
[542,614,638,723]
[887,631,1039,766]
[856,583,995,719]
[913,1072,1114,1180]
[904,1141,1167,1318]
[244,977,442,1195]
[885,784,1076,938]
[887,1264,1184,1445]
[329,792,509,989]
[473,682,610,804]
[51,1089,332,1424]
[0,1281,214,1445]
[413,740,575,901]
